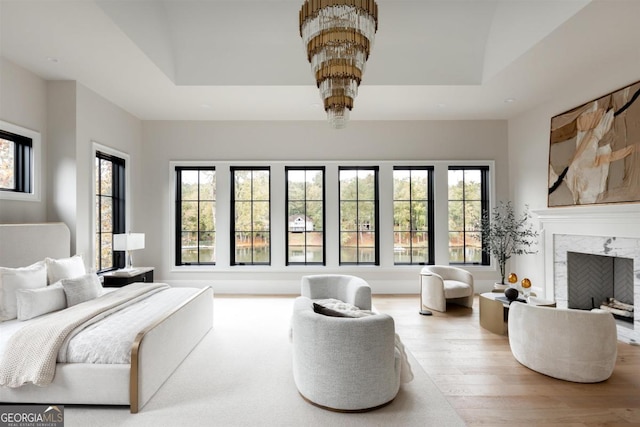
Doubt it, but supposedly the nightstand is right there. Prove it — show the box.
[102,267,154,288]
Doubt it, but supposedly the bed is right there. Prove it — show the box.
[0,223,213,413]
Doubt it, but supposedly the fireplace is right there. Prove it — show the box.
[553,234,640,343]
[567,251,634,322]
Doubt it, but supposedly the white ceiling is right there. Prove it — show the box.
[1,0,639,122]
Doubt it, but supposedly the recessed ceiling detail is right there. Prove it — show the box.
[3,0,638,122]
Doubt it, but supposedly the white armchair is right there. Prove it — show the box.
[301,274,372,310]
[291,297,401,411]
[508,302,617,382]
[420,266,474,312]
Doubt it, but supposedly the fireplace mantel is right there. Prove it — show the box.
[534,205,640,225]
[532,205,640,343]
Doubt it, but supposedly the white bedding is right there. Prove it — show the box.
[0,286,200,365]
[59,287,199,363]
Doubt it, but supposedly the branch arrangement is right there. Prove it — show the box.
[479,201,539,284]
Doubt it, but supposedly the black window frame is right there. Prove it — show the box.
[95,151,126,273]
[338,166,380,266]
[392,166,435,265]
[175,166,217,266]
[285,166,326,266]
[448,165,490,265]
[0,129,32,194]
[230,166,271,266]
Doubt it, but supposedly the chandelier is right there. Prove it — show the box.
[299,0,378,129]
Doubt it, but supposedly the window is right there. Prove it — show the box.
[339,167,379,265]
[286,167,325,265]
[175,167,216,265]
[95,151,126,272]
[393,167,434,265]
[0,129,32,194]
[448,166,489,265]
[231,167,270,265]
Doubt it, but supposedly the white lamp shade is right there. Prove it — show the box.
[113,233,145,251]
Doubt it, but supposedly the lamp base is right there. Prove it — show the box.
[419,309,433,316]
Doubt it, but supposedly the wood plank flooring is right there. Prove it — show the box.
[373,294,640,426]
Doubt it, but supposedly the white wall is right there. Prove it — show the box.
[75,84,142,264]
[507,50,640,299]
[0,58,48,223]
[44,81,142,259]
[140,120,509,294]
[1,56,142,262]
[46,81,77,248]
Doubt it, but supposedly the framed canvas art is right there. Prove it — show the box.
[548,80,640,207]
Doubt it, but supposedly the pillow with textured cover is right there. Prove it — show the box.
[313,302,353,317]
[16,282,67,320]
[0,261,48,321]
[61,273,102,307]
[313,298,376,318]
[46,255,86,284]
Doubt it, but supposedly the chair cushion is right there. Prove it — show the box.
[443,280,472,299]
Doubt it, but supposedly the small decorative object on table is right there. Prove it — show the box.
[505,287,519,301]
[521,278,532,299]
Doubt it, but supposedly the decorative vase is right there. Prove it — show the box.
[504,287,519,301]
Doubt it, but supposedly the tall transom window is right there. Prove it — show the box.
[448,166,489,265]
[231,167,270,265]
[286,167,325,265]
[95,151,126,272]
[339,167,379,265]
[393,166,434,265]
[175,167,216,265]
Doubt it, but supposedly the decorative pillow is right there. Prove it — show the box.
[61,273,102,307]
[313,299,376,318]
[313,302,352,317]
[0,261,48,321]
[16,282,67,320]
[46,255,86,284]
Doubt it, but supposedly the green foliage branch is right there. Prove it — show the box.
[479,201,539,284]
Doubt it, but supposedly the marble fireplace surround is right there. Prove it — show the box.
[535,206,640,344]
[554,234,640,343]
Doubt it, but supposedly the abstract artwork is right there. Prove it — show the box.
[548,80,640,207]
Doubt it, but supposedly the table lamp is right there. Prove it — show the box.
[113,233,145,270]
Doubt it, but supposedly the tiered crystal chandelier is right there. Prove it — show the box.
[299,0,378,129]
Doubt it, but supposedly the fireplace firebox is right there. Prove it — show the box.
[567,251,634,322]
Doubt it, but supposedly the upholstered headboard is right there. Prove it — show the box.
[0,223,70,267]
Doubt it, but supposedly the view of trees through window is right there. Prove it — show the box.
[0,129,32,194]
[393,167,433,264]
[171,163,491,268]
[339,167,378,265]
[176,167,216,265]
[286,167,324,265]
[95,152,125,272]
[232,168,270,265]
[0,138,15,190]
[448,167,488,264]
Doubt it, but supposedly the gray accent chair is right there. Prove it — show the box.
[301,274,372,310]
[419,265,474,312]
[508,302,617,383]
[291,297,401,411]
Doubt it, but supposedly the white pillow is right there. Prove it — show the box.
[16,282,67,320]
[61,273,102,307]
[46,255,86,284]
[0,261,48,321]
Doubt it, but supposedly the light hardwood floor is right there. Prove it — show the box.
[373,294,640,426]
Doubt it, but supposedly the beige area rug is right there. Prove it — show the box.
[65,297,465,427]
